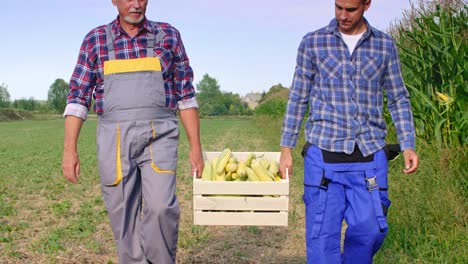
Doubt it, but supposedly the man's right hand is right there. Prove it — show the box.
[279,147,293,179]
[62,115,84,184]
[62,150,80,184]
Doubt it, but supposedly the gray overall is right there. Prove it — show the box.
[96,24,180,263]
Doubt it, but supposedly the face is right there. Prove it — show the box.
[335,0,371,34]
[112,0,148,25]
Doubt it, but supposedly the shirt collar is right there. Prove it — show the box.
[325,18,378,39]
[110,16,153,37]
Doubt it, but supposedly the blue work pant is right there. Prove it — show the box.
[303,145,391,264]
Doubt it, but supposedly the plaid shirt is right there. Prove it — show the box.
[65,17,197,120]
[281,19,415,156]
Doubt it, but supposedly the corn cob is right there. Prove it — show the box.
[245,153,256,167]
[225,162,238,173]
[251,160,274,182]
[269,160,279,175]
[216,148,231,174]
[201,160,212,181]
[259,159,270,169]
[246,167,260,181]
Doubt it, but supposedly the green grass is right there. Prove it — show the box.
[374,144,468,263]
[0,117,466,263]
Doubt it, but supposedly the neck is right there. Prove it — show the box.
[119,17,142,37]
[341,28,365,36]
[354,22,367,34]
[340,19,367,35]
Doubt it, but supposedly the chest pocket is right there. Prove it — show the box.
[318,55,343,80]
[154,47,172,76]
[359,56,383,81]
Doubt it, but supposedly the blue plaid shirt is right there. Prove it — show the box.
[281,19,415,157]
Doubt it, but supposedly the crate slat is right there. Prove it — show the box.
[193,180,289,195]
[193,211,288,226]
[194,196,288,211]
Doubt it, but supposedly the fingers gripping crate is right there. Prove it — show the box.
[193,152,289,226]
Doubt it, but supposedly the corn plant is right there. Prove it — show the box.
[390,1,467,148]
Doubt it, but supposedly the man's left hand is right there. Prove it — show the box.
[402,149,419,174]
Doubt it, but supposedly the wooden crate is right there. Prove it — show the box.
[193,152,289,226]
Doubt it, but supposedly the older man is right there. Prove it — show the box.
[61,0,203,263]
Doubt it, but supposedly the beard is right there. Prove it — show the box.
[123,14,145,25]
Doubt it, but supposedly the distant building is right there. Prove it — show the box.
[241,92,262,109]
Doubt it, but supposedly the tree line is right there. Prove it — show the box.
[0,79,68,113]
[0,74,288,116]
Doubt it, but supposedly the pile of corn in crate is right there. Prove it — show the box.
[193,149,289,226]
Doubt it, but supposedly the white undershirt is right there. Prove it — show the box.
[341,31,365,55]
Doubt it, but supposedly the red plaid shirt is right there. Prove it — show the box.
[66,17,196,117]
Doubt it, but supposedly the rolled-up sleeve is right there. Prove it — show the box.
[63,35,96,121]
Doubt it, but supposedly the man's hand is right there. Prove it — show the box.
[179,108,204,178]
[279,147,293,179]
[62,115,84,184]
[62,150,80,183]
[402,148,419,174]
[190,146,204,178]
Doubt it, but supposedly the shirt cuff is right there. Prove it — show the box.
[280,135,297,148]
[63,103,88,121]
[177,97,198,110]
[399,140,416,152]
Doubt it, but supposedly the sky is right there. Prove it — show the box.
[1,0,413,100]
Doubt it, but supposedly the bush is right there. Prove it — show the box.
[254,99,287,117]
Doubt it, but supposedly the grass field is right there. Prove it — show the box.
[0,117,466,263]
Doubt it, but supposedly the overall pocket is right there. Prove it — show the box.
[96,122,125,186]
[149,119,179,174]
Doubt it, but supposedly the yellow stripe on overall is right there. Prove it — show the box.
[104,57,161,75]
[111,123,123,186]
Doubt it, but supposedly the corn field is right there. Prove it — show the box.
[389,0,467,148]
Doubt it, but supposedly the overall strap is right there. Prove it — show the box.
[146,32,155,58]
[105,24,166,60]
[155,30,166,44]
[105,24,116,60]
[311,169,334,238]
[364,168,388,232]
[146,30,166,58]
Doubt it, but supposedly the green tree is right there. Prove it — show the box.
[222,92,244,115]
[197,74,222,98]
[196,73,253,116]
[255,84,290,117]
[48,78,69,113]
[197,74,223,116]
[259,84,289,103]
[0,83,11,108]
